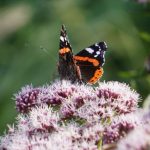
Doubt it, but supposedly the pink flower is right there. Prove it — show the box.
[96,81,139,114]
[137,0,150,3]
[1,80,143,150]
[117,124,150,150]
[15,85,41,113]
[17,105,60,134]
[103,112,142,144]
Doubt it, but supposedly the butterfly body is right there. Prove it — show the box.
[58,25,107,84]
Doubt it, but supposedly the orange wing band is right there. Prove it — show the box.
[59,48,70,54]
[88,68,103,84]
[74,56,99,66]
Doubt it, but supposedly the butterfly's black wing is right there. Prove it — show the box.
[58,25,81,83]
[74,42,107,84]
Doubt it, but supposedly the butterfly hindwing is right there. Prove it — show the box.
[74,42,107,84]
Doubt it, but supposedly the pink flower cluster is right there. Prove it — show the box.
[0,80,149,150]
[117,118,150,150]
[15,81,139,121]
[137,0,150,3]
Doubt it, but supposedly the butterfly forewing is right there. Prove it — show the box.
[58,25,81,83]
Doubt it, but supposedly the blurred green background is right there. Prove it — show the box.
[0,0,150,135]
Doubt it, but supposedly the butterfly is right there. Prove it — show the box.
[58,25,107,84]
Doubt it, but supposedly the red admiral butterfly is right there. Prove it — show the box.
[58,25,107,84]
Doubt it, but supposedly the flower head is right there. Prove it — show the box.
[15,85,41,113]
[96,81,139,114]
[103,112,142,144]
[17,105,60,135]
[117,124,150,150]
[137,0,150,3]
[1,80,143,150]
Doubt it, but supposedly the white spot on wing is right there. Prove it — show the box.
[103,42,107,49]
[85,48,94,54]
[95,43,102,51]
[96,51,100,55]
[94,51,100,57]
[95,43,99,46]
[60,36,64,42]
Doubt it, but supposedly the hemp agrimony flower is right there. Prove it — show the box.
[0,80,147,150]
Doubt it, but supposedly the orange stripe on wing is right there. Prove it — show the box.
[74,56,99,66]
[88,68,103,84]
[59,48,71,54]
